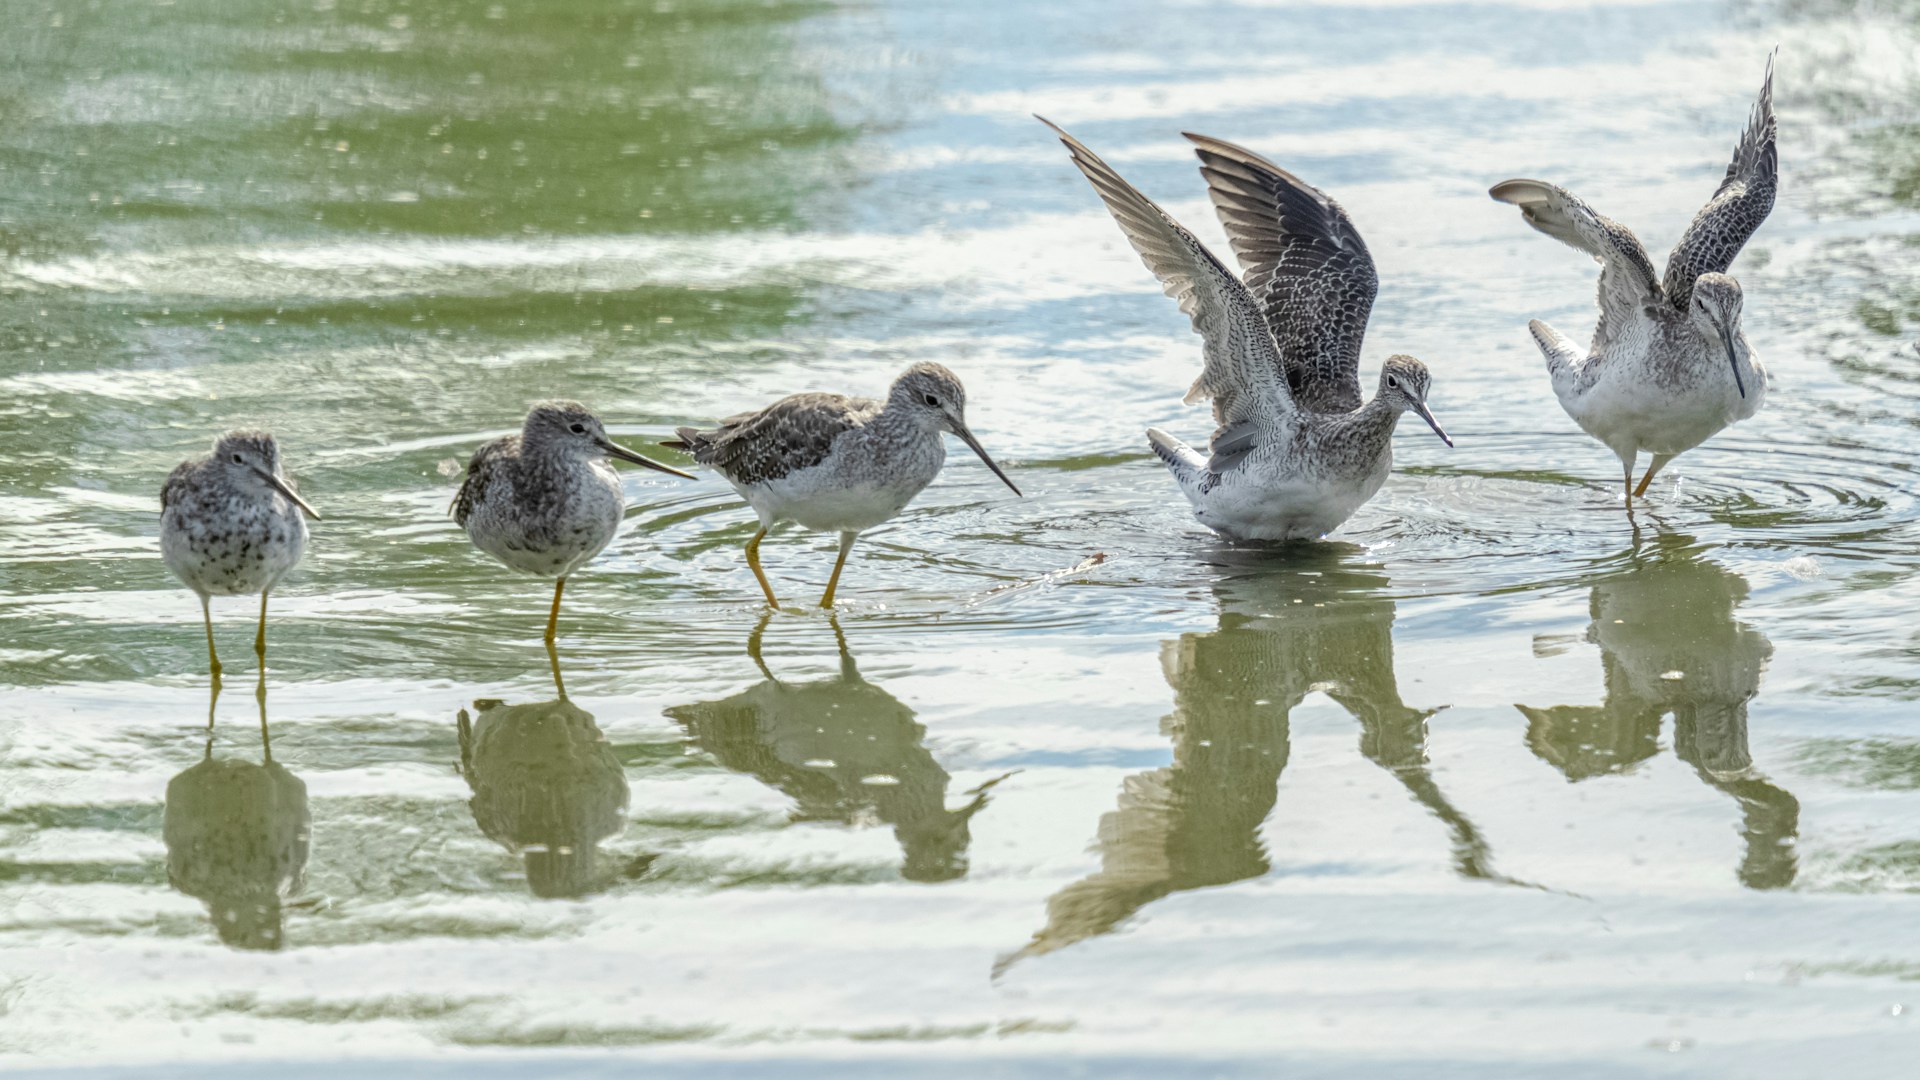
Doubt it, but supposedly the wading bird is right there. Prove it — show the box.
[454,401,694,644]
[664,362,1020,608]
[1490,57,1776,505]
[1041,119,1452,541]
[161,430,320,680]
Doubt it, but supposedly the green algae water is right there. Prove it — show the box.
[4,0,1920,1074]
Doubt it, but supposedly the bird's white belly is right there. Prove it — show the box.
[161,503,309,597]
[474,523,615,578]
[467,467,623,578]
[741,465,930,534]
[1571,364,1749,458]
[1192,457,1389,542]
[1566,338,1758,461]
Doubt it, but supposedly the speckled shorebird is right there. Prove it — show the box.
[1490,57,1775,505]
[1041,119,1452,541]
[161,430,321,681]
[454,401,694,644]
[662,362,1021,609]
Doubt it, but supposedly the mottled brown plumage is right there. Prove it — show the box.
[159,429,320,679]
[1187,132,1379,414]
[663,393,877,487]
[450,438,509,529]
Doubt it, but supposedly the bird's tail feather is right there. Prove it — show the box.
[1528,319,1585,384]
[660,426,705,452]
[1146,427,1204,482]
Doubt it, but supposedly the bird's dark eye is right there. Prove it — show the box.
[231,454,243,464]
[569,423,586,434]
[922,393,939,408]
[1386,376,1399,390]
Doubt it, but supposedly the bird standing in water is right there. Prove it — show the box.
[454,401,694,645]
[1490,57,1775,505]
[663,362,1021,609]
[161,430,320,681]
[1041,119,1452,541]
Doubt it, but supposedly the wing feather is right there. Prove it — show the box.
[667,394,872,487]
[1039,117,1293,427]
[1663,55,1777,310]
[159,460,192,513]
[452,436,513,525]
[1185,132,1378,413]
[1490,178,1662,353]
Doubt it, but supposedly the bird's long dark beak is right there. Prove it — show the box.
[1721,325,1745,399]
[1409,398,1454,448]
[597,436,696,480]
[255,468,322,520]
[952,423,1022,496]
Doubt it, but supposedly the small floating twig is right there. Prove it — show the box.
[965,552,1108,607]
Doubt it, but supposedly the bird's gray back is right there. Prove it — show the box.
[671,393,880,487]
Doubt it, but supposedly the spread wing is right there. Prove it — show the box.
[665,393,871,486]
[1489,178,1662,353]
[1663,56,1777,310]
[1039,117,1294,427]
[452,436,514,525]
[1185,132,1378,413]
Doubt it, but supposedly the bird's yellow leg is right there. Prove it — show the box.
[746,527,780,609]
[254,590,270,666]
[544,578,566,647]
[202,595,223,683]
[819,531,858,609]
[1633,454,1673,499]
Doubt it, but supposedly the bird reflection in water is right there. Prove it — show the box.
[457,645,633,898]
[1002,550,1503,971]
[162,672,311,950]
[666,615,997,883]
[1518,535,1798,888]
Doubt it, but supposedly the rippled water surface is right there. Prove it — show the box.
[5,0,1920,1074]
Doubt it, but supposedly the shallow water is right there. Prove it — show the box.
[4,0,1920,1073]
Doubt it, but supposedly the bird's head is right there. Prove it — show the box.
[1376,355,1451,447]
[889,362,970,433]
[888,362,1021,496]
[523,400,693,479]
[212,430,320,519]
[523,400,610,454]
[1689,273,1749,398]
